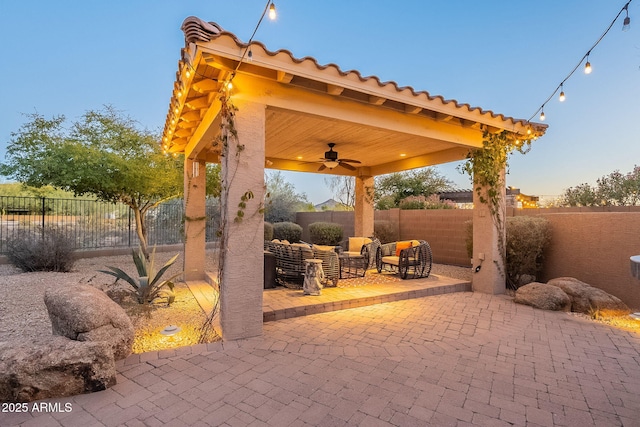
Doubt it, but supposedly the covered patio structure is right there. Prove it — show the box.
[162,17,546,341]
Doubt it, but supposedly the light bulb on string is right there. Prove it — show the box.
[539,108,545,121]
[269,2,277,20]
[622,5,631,31]
[584,53,592,74]
[559,84,566,102]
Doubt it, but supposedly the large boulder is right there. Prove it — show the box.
[514,282,571,311]
[44,284,134,360]
[0,337,116,402]
[547,277,629,314]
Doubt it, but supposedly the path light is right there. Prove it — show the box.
[161,325,182,337]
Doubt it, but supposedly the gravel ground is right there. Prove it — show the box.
[0,250,471,353]
[0,250,221,353]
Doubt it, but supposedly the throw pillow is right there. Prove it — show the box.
[395,241,412,257]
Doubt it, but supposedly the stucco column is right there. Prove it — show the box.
[354,174,374,237]
[183,156,207,281]
[220,100,265,341]
[472,167,506,294]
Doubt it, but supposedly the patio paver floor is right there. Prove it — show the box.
[3,291,640,426]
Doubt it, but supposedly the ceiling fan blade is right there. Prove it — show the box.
[339,159,362,164]
[339,162,356,171]
[318,164,327,171]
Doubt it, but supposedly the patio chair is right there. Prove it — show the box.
[338,237,381,269]
[377,239,433,279]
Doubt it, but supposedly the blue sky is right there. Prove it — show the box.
[1,1,638,204]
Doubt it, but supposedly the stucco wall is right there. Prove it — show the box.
[297,207,640,309]
[514,207,640,310]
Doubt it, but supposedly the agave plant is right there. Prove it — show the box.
[100,247,180,305]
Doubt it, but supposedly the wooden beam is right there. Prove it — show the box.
[370,147,471,176]
[184,97,223,159]
[405,105,422,114]
[181,111,201,122]
[175,129,192,138]
[435,113,454,122]
[461,119,482,129]
[186,95,209,110]
[192,79,219,94]
[369,96,386,106]
[327,84,344,96]
[277,70,294,83]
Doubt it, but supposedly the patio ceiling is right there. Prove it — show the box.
[163,17,547,177]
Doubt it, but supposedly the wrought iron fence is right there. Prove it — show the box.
[0,196,220,254]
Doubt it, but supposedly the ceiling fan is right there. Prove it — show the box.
[317,143,361,171]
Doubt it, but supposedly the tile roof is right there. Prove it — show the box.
[179,16,546,132]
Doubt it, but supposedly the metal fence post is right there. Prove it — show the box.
[128,207,132,247]
[41,197,45,240]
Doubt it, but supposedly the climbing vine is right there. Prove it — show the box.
[197,89,266,342]
[459,130,534,278]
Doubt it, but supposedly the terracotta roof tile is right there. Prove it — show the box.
[179,16,546,131]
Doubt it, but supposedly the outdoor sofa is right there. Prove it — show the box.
[377,239,433,279]
[264,240,339,287]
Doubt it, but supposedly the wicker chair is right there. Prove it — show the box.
[376,240,433,279]
[338,237,381,270]
[264,240,339,287]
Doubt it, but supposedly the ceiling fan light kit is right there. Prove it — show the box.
[318,143,361,171]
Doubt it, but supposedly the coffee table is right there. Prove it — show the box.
[338,253,367,279]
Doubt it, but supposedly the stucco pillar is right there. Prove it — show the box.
[183,156,207,281]
[220,100,265,341]
[471,168,506,294]
[354,175,374,237]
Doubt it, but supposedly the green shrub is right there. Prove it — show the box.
[264,222,274,241]
[399,199,425,210]
[505,216,551,289]
[308,222,343,245]
[272,221,303,242]
[7,228,76,272]
[374,220,398,244]
[465,216,551,290]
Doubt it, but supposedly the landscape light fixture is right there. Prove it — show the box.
[269,2,277,20]
[160,325,181,337]
[623,5,631,31]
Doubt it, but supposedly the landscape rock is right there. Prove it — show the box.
[44,284,134,360]
[547,277,629,314]
[0,337,116,403]
[514,282,571,311]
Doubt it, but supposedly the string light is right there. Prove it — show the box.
[539,108,545,121]
[527,0,633,124]
[623,4,631,31]
[269,3,277,20]
[584,53,592,74]
[163,0,279,146]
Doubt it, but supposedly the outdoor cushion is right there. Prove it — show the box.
[395,241,412,256]
[313,244,335,252]
[349,237,371,253]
